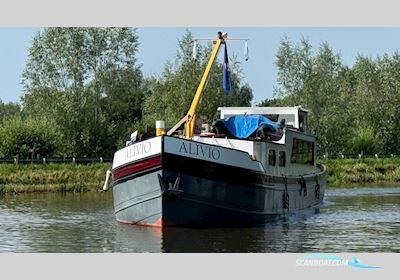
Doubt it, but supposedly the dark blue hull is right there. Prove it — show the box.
[162,192,282,227]
[112,152,326,227]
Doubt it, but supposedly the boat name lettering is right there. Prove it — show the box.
[126,142,151,159]
[178,142,221,160]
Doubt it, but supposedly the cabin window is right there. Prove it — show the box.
[291,138,314,165]
[278,151,286,167]
[268,149,276,166]
[298,111,308,132]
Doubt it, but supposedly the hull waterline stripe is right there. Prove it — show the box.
[113,156,161,181]
[114,188,160,209]
[112,166,162,185]
[171,195,324,215]
[115,193,162,214]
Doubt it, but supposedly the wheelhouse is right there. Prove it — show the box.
[195,106,316,176]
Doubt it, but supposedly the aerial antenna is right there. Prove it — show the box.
[192,34,250,62]
[192,40,198,61]
[244,40,249,61]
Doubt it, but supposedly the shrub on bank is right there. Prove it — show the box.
[320,157,400,186]
[0,117,62,159]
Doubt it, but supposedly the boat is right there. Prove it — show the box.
[105,32,327,227]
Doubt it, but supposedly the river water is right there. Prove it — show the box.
[0,187,399,253]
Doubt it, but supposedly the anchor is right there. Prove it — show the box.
[158,173,183,196]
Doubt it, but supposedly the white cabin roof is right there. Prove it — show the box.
[217,106,308,115]
[217,106,309,132]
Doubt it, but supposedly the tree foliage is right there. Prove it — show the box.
[0,117,61,158]
[22,28,143,157]
[18,29,253,157]
[15,29,400,159]
[0,100,21,123]
[270,36,400,156]
[349,126,378,155]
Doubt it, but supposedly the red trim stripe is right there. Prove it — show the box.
[113,156,161,181]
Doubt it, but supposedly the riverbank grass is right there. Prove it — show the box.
[1,158,400,194]
[0,163,111,194]
[320,157,400,186]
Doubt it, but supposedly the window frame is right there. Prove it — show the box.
[291,138,314,165]
[278,151,286,167]
[268,149,276,166]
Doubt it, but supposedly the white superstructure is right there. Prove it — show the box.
[193,106,317,177]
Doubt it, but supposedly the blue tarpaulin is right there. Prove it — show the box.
[223,115,281,139]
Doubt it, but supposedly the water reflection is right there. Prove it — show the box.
[114,224,162,253]
[160,211,320,253]
[0,187,399,252]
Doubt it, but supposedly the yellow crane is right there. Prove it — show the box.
[167,31,227,139]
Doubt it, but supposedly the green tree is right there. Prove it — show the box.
[351,53,400,154]
[274,37,355,155]
[349,126,378,155]
[22,28,143,157]
[0,117,61,158]
[272,37,400,156]
[257,97,285,107]
[227,83,253,107]
[0,99,21,123]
